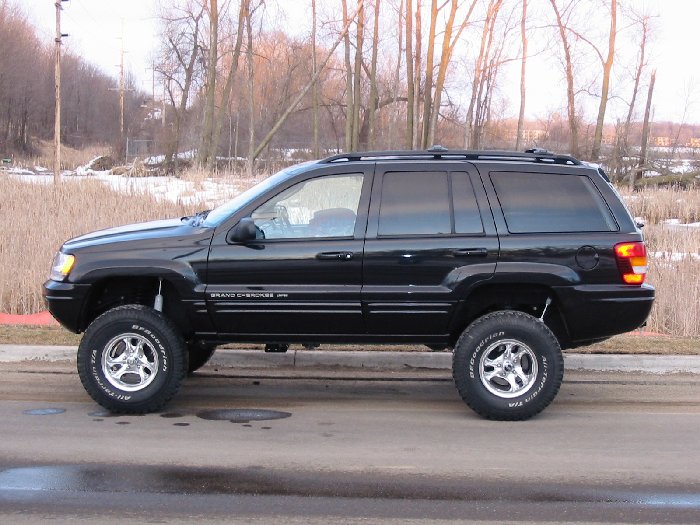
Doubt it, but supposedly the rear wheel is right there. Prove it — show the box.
[77,305,187,414]
[452,311,564,421]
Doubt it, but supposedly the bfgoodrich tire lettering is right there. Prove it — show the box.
[452,311,564,421]
[77,305,187,414]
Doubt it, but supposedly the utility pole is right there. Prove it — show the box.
[54,0,69,184]
[110,21,133,158]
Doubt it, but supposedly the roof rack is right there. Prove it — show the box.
[320,146,582,166]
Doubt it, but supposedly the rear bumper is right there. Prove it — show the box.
[554,283,655,343]
[42,280,90,333]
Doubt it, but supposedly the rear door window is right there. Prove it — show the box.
[490,171,617,233]
[378,171,451,236]
[377,171,484,236]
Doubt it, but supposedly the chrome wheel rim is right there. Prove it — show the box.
[101,333,159,392]
[479,339,538,399]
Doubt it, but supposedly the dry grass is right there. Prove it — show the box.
[27,140,109,171]
[622,188,700,337]
[0,177,203,314]
[619,187,700,224]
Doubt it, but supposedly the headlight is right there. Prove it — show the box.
[50,252,75,281]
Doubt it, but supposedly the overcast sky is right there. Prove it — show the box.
[24,0,699,126]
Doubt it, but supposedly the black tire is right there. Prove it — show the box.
[77,304,187,414]
[187,342,217,373]
[452,311,564,421]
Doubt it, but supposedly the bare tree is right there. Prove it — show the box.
[548,0,579,157]
[426,0,478,147]
[465,0,504,149]
[206,0,250,171]
[419,0,438,149]
[632,69,655,190]
[246,1,255,177]
[156,1,206,170]
[412,0,422,148]
[591,0,617,161]
[515,0,527,150]
[251,0,365,161]
[199,0,219,168]
[311,0,320,157]
[405,0,414,149]
[342,0,353,151]
[388,0,403,148]
[351,1,365,150]
[367,0,381,149]
[622,11,652,150]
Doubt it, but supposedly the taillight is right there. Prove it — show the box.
[614,242,647,285]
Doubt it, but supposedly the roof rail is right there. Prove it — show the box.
[320,147,582,166]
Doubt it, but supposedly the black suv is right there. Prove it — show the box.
[43,149,654,420]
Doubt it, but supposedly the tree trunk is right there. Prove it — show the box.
[427,0,477,147]
[412,0,422,149]
[246,7,255,178]
[405,0,414,149]
[389,0,403,148]
[623,14,649,150]
[549,0,578,157]
[591,0,616,161]
[207,0,248,171]
[351,1,365,150]
[466,0,502,149]
[515,0,527,150]
[199,0,218,168]
[632,69,655,190]
[312,0,320,157]
[342,0,353,152]
[367,0,380,149]
[420,0,438,149]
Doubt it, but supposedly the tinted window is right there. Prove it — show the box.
[378,172,451,236]
[491,171,617,233]
[451,172,483,234]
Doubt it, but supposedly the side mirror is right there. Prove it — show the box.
[227,217,257,243]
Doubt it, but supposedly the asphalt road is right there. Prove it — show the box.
[0,364,699,523]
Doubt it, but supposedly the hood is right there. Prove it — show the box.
[63,218,210,251]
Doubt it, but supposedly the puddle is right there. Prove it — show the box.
[88,411,120,418]
[23,408,65,416]
[160,413,185,419]
[196,409,292,424]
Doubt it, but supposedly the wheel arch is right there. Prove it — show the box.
[449,282,573,349]
[79,275,192,337]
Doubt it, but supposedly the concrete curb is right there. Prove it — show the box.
[1,345,699,374]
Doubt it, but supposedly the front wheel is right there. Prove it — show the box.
[77,305,187,414]
[452,311,564,421]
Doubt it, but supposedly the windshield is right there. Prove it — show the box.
[202,162,316,227]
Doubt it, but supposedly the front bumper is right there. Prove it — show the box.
[554,283,655,343]
[42,280,91,333]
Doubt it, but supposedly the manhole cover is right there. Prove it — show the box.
[23,408,66,416]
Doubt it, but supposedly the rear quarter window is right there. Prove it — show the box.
[490,171,617,233]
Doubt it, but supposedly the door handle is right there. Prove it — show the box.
[453,248,488,257]
[316,251,354,260]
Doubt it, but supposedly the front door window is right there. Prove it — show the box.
[251,174,364,239]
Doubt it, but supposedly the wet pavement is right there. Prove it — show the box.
[0,368,699,523]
